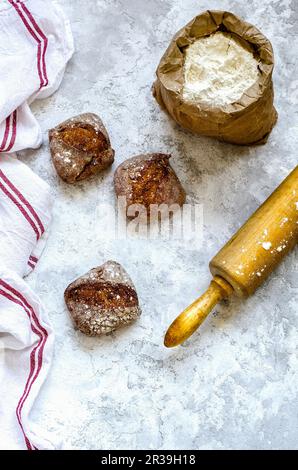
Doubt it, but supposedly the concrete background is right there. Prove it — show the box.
[22,0,298,449]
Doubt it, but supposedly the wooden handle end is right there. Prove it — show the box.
[164,276,233,348]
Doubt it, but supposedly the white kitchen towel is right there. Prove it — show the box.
[0,0,73,152]
[0,0,74,450]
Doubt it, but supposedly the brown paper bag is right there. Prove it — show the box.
[152,10,278,145]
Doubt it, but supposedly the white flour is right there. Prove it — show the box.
[183,31,260,107]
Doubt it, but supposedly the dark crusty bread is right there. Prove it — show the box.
[114,153,186,217]
[64,261,141,336]
[49,113,114,183]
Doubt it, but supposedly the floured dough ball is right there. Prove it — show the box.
[65,261,141,336]
[114,153,186,217]
[49,113,114,183]
[183,32,260,107]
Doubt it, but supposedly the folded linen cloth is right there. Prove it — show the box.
[0,0,73,449]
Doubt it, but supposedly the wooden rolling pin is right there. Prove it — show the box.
[164,166,298,347]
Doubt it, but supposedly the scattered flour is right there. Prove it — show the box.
[262,242,272,251]
[183,31,260,107]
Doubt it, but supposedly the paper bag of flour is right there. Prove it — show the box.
[152,10,277,145]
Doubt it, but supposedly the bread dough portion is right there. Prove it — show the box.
[183,31,260,107]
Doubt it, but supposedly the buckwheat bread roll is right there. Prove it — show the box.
[49,113,114,183]
[65,261,141,336]
[114,153,186,218]
[153,10,277,145]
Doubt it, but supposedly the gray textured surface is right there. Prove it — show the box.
[21,0,297,450]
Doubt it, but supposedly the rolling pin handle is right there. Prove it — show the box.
[164,276,233,348]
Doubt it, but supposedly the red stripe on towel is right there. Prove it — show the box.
[28,255,38,270]
[0,116,11,152]
[4,110,17,152]
[0,288,41,450]
[0,168,45,236]
[0,279,49,450]
[0,179,40,240]
[8,1,45,89]
[20,1,49,87]
[4,0,50,153]
[0,288,42,450]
